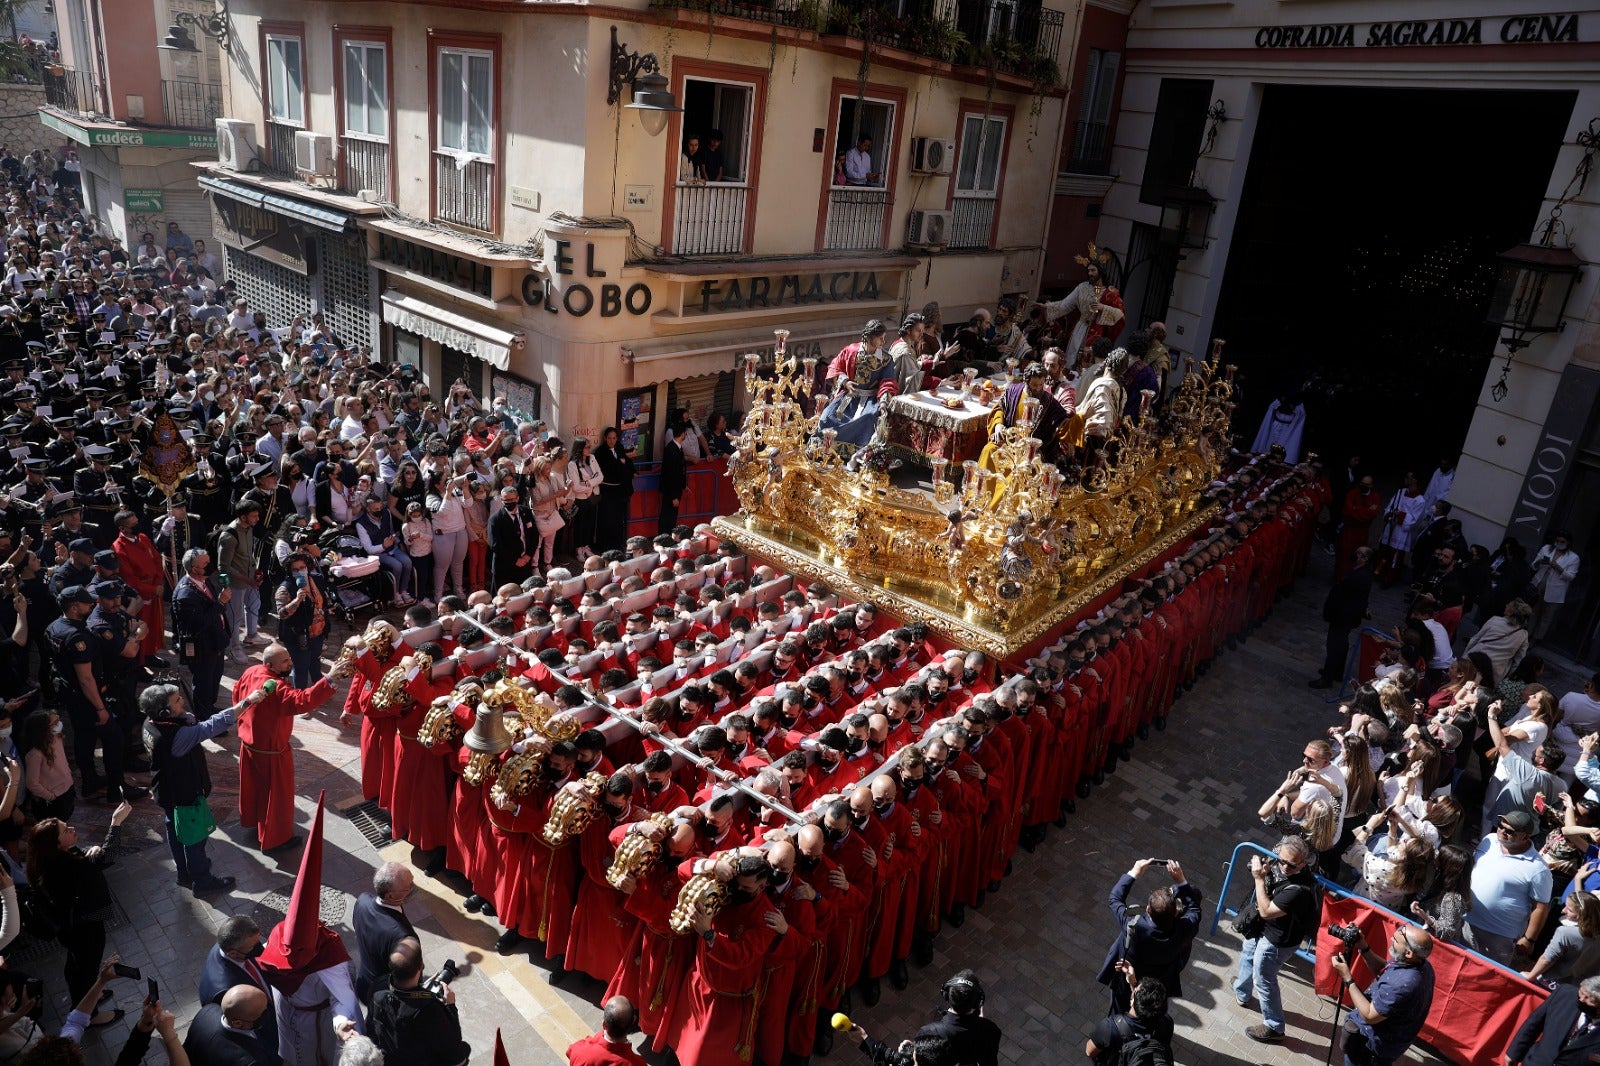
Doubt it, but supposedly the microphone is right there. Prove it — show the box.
[831,1013,853,1031]
[261,679,278,695]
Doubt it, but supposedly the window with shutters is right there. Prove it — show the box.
[949,106,1011,251]
[261,24,306,175]
[431,36,499,232]
[1068,49,1119,175]
[338,35,391,201]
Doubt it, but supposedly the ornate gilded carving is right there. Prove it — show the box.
[717,335,1236,658]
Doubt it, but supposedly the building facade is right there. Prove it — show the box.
[1083,0,1600,660]
[210,0,1075,456]
[40,0,226,248]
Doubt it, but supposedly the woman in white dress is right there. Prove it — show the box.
[1378,472,1430,581]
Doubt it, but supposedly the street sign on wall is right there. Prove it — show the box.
[124,188,163,212]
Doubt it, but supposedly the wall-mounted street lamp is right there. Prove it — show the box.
[606,26,680,137]
[159,0,232,53]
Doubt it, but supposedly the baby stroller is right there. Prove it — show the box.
[318,526,398,626]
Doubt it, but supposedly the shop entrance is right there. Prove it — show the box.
[1211,84,1575,473]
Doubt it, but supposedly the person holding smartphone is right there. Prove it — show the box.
[1096,858,1203,1014]
[273,553,332,688]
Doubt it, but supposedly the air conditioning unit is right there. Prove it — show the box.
[214,118,256,171]
[906,209,952,250]
[294,131,335,178]
[910,136,955,175]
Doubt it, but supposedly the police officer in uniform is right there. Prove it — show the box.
[46,584,127,801]
[45,416,85,484]
[85,579,150,789]
[48,537,97,598]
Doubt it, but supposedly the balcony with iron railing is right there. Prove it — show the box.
[950,195,996,250]
[673,182,748,255]
[646,0,1063,81]
[1066,119,1111,175]
[342,137,391,201]
[823,186,890,252]
[41,66,102,116]
[161,79,224,131]
[435,154,495,232]
[264,121,299,177]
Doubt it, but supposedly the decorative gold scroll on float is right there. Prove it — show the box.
[713,332,1236,659]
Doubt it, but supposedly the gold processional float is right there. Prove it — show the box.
[711,330,1238,659]
[371,332,1238,921]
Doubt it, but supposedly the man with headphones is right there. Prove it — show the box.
[926,970,1002,1066]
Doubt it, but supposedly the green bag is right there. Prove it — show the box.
[173,799,217,846]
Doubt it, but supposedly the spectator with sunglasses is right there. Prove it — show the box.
[1328,924,1435,1066]
[1467,809,1554,967]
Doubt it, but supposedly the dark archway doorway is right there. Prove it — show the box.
[1211,84,1575,475]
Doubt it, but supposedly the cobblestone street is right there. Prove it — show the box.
[35,546,1587,1066]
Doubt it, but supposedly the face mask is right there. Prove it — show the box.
[823,826,846,845]
[851,813,870,830]
[969,735,985,752]
[727,886,757,907]
[699,823,720,839]
[846,736,865,755]
[293,571,308,587]
[928,690,947,705]
[796,854,820,874]
[768,874,791,896]
[926,762,945,778]
[247,941,266,959]
[51,721,63,735]
[645,779,667,795]
[874,801,894,817]
[603,803,627,820]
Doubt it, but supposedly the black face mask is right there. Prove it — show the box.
[926,762,945,778]
[603,803,627,820]
[645,779,667,794]
[699,823,720,839]
[796,854,821,874]
[874,801,893,817]
[246,941,266,959]
[823,826,847,845]
[928,690,947,705]
[868,738,885,751]
[962,668,980,684]
[726,887,757,907]
[846,736,865,755]
[778,713,797,729]
[902,780,921,800]
[851,813,870,830]
[820,750,841,768]
[768,874,791,896]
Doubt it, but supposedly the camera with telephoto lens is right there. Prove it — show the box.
[423,958,459,996]
[1328,922,1364,955]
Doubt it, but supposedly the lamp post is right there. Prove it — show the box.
[1481,117,1597,401]
[159,0,231,53]
[607,26,680,137]
[1158,183,1216,253]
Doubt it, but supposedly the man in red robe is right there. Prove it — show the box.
[753,839,819,1066]
[111,510,166,662]
[565,997,647,1066]
[665,851,778,1066]
[235,644,348,851]
[342,621,410,808]
[387,645,456,868]
[1338,475,1382,577]
[606,820,700,1049]
[565,780,646,983]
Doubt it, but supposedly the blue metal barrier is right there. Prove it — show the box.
[1210,838,1528,978]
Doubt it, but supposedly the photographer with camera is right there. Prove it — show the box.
[1096,858,1202,1014]
[366,937,467,1066]
[1327,924,1435,1066]
[1232,837,1319,1044]
[844,968,999,1066]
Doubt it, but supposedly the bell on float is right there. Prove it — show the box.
[463,705,513,754]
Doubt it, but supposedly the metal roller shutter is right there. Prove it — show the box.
[223,246,311,331]
[317,231,373,353]
[161,188,216,251]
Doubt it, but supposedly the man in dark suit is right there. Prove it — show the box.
[1509,976,1600,1066]
[1311,545,1373,689]
[354,861,418,1009]
[658,430,687,534]
[183,985,274,1066]
[1096,858,1203,1013]
[198,916,281,1066]
[488,485,533,589]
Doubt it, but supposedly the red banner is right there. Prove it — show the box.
[1312,894,1548,1065]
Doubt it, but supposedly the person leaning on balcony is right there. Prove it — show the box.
[846,135,880,186]
[680,134,707,185]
